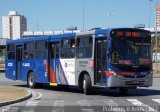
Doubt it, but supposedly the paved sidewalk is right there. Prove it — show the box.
[0,86,32,106]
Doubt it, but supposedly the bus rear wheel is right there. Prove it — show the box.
[119,87,128,95]
[27,72,36,88]
[83,74,91,95]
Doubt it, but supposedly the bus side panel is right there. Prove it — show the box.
[5,60,16,80]
[21,60,48,83]
[49,58,69,85]
[21,60,36,81]
[59,59,75,85]
[50,59,59,84]
[75,59,94,86]
[35,60,48,83]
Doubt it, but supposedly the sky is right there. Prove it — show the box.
[0,0,158,36]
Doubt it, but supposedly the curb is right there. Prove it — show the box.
[0,89,32,107]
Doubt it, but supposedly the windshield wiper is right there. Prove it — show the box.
[135,39,144,65]
[137,39,144,53]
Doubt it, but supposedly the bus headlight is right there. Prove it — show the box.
[108,69,124,79]
[114,74,124,79]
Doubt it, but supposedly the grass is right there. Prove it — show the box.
[0,87,27,101]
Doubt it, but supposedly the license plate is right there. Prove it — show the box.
[131,80,139,84]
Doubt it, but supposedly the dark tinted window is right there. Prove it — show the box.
[16,47,22,62]
[7,44,15,51]
[24,42,34,59]
[7,44,15,59]
[35,41,48,59]
[61,38,75,58]
[51,43,59,59]
[35,41,47,49]
[76,36,93,58]
[24,42,34,51]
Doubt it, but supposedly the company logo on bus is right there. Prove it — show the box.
[64,63,67,68]
[8,63,13,67]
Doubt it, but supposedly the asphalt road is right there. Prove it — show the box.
[0,72,160,112]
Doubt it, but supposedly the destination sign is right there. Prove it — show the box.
[111,29,151,38]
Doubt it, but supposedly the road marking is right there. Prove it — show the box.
[52,109,64,112]
[77,100,95,112]
[53,100,64,106]
[28,90,42,101]
[127,99,146,106]
[22,110,34,112]
[152,99,160,104]
[81,108,94,112]
[104,99,127,112]
[52,101,65,112]
[104,99,118,106]
[127,99,157,112]
[77,100,91,107]
[27,101,38,106]
[33,91,43,100]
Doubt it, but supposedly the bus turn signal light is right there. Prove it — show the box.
[89,59,94,68]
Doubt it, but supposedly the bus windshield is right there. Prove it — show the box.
[110,38,151,66]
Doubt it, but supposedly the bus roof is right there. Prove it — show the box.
[6,33,76,44]
[6,28,150,44]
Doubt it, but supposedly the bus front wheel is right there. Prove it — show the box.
[83,74,91,95]
[27,72,36,88]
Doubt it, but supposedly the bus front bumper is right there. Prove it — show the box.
[106,75,153,88]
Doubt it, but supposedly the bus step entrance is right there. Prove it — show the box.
[95,39,107,86]
[50,83,58,86]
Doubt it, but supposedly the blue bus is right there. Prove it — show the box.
[5,28,152,95]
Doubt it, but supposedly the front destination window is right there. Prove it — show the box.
[110,30,151,71]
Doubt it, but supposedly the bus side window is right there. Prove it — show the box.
[61,38,75,58]
[51,44,54,59]
[76,36,92,58]
[56,44,59,58]
[7,44,15,59]
[35,41,48,59]
[51,43,60,59]
[24,42,35,59]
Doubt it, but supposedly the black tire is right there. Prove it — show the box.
[27,72,36,88]
[119,87,128,95]
[36,83,44,88]
[83,74,91,95]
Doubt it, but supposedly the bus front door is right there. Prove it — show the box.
[49,42,60,84]
[95,39,107,86]
[16,45,22,80]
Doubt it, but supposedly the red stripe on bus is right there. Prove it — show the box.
[106,71,111,76]
[46,60,56,83]
[50,66,56,83]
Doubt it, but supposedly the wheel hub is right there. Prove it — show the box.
[83,79,86,89]
[29,75,34,86]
